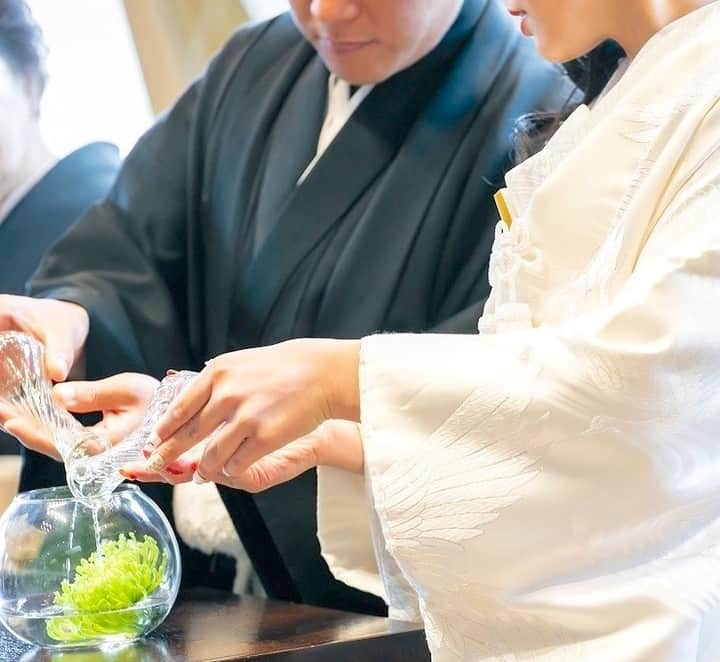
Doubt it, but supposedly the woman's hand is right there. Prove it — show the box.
[123,420,364,490]
[0,373,158,460]
[144,339,361,481]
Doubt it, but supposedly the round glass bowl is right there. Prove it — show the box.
[0,485,180,649]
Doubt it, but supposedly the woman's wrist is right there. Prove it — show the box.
[323,339,362,422]
[315,420,364,474]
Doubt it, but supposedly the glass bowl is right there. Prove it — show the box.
[0,485,180,649]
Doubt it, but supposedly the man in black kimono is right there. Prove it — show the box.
[0,0,120,459]
[0,0,568,613]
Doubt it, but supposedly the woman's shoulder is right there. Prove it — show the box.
[646,3,720,100]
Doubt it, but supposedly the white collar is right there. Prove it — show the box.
[298,74,374,185]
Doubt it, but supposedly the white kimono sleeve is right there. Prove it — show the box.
[319,139,720,657]
[317,467,422,622]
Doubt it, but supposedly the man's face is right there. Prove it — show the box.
[289,0,464,85]
[0,58,35,198]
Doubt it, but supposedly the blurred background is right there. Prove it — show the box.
[27,0,288,156]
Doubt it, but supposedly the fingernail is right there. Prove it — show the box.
[166,369,177,376]
[193,471,208,485]
[146,452,166,472]
[142,447,152,458]
[54,383,77,406]
[164,465,183,476]
[190,462,198,472]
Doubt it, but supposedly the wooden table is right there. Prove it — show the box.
[1,592,430,661]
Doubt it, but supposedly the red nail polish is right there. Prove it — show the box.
[166,369,177,376]
[165,466,183,476]
[142,448,151,458]
[190,463,198,472]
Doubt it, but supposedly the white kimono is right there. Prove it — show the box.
[317,4,720,661]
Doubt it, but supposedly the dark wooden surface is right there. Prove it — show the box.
[2,592,430,661]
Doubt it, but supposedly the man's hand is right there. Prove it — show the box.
[0,373,159,461]
[0,294,89,381]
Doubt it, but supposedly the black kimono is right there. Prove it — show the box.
[0,142,120,458]
[30,0,568,613]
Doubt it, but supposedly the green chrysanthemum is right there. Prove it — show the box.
[46,533,168,642]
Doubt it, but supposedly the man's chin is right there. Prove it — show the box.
[317,49,395,86]
[323,64,390,87]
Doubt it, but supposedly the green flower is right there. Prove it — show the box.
[46,533,168,642]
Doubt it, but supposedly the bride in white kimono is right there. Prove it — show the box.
[4,0,720,659]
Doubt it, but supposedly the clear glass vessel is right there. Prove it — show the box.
[19,638,171,661]
[0,330,198,500]
[76,370,198,500]
[0,332,112,500]
[0,485,180,649]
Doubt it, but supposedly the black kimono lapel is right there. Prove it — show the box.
[198,30,328,359]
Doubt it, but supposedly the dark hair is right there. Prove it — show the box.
[0,0,47,112]
[514,40,626,162]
